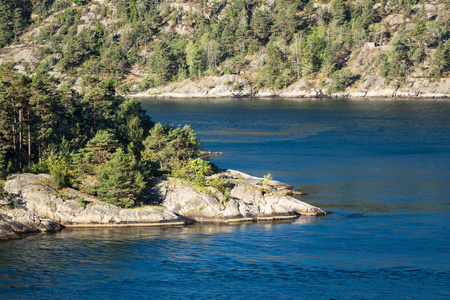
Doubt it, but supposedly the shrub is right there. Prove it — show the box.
[47,155,73,190]
[138,76,155,92]
[263,173,273,185]
[171,158,214,186]
[328,68,358,92]
[0,182,6,198]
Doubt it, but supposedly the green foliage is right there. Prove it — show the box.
[0,182,6,198]
[142,123,201,172]
[74,130,119,175]
[185,41,205,79]
[331,0,349,26]
[0,0,32,47]
[251,9,272,44]
[171,158,214,186]
[263,173,273,185]
[328,68,359,92]
[380,34,416,78]
[0,65,189,208]
[148,41,176,84]
[208,177,233,204]
[138,75,156,92]
[96,147,146,207]
[72,0,87,6]
[29,150,74,190]
[430,40,450,77]
[0,150,7,178]
[48,154,72,190]
[2,0,444,91]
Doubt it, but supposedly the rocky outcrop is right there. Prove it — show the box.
[0,214,37,240]
[0,210,62,240]
[1,171,327,240]
[3,174,184,226]
[132,75,254,98]
[129,74,449,99]
[154,169,327,222]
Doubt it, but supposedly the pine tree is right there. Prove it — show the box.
[142,123,201,172]
[96,147,146,207]
[75,130,119,175]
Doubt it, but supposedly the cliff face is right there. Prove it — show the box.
[0,0,448,98]
[0,172,327,240]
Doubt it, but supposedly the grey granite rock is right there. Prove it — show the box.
[4,174,184,226]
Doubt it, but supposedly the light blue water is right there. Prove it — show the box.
[1,98,449,299]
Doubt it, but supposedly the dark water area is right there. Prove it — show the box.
[1,98,449,299]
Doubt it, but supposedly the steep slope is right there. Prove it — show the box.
[0,0,449,97]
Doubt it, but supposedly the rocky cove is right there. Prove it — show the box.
[0,171,328,240]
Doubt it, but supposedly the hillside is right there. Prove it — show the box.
[0,0,449,97]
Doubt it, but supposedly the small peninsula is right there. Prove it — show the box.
[0,67,327,240]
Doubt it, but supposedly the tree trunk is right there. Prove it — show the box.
[27,110,31,160]
[19,108,22,171]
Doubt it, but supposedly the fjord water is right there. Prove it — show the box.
[1,99,449,299]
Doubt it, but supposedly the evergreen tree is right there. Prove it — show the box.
[96,147,146,207]
[251,10,272,45]
[0,62,32,171]
[74,130,119,175]
[142,123,201,172]
[331,0,348,26]
[148,41,176,84]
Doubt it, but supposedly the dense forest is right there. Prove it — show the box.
[0,0,449,93]
[0,63,223,207]
[0,0,449,206]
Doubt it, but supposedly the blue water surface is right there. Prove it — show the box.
[0,98,449,299]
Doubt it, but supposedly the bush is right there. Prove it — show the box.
[47,155,73,190]
[138,76,156,92]
[96,147,146,208]
[171,158,214,186]
[208,177,233,203]
[328,68,359,92]
[263,173,273,185]
[0,182,6,198]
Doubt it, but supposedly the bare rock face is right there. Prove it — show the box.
[1,170,328,239]
[0,214,37,240]
[155,178,226,219]
[0,209,62,240]
[154,170,328,222]
[3,209,62,232]
[3,174,183,226]
[132,75,253,98]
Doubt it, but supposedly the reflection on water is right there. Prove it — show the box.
[1,98,449,299]
[1,212,448,299]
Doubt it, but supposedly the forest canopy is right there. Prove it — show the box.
[0,64,219,207]
[0,0,448,93]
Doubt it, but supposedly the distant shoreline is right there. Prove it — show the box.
[126,75,450,100]
[129,94,450,100]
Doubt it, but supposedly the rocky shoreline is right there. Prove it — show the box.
[0,171,328,240]
[128,74,450,100]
